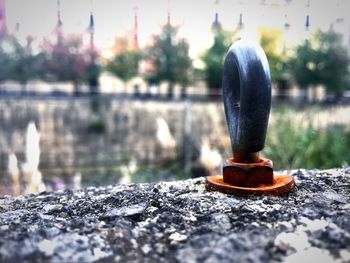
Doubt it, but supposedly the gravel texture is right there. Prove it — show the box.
[0,168,349,263]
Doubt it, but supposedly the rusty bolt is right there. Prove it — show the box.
[223,157,273,187]
[205,40,296,196]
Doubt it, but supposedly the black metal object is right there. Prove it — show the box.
[206,40,296,196]
[222,40,271,156]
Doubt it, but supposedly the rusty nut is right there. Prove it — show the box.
[223,157,273,187]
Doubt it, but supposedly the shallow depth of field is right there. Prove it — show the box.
[0,0,349,195]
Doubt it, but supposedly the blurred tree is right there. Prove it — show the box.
[173,39,192,97]
[201,21,234,92]
[315,30,350,96]
[143,23,192,97]
[259,29,286,81]
[86,49,100,94]
[259,28,289,100]
[290,30,350,100]
[290,39,320,102]
[9,36,39,92]
[106,36,140,90]
[0,35,42,92]
[0,37,14,85]
[39,35,93,94]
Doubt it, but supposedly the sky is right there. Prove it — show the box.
[5,0,350,58]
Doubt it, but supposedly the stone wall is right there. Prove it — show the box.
[1,97,349,182]
[0,98,230,175]
[0,168,349,262]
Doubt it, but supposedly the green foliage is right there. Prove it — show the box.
[144,23,192,86]
[0,38,14,83]
[0,34,101,90]
[263,109,350,170]
[173,40,193,87]
[0,36,40,86]
[201,23,234,89]
[289,30,350,94]
[88,116,105,133]
[259,28,286,82]
[107,50,140,83]
[315,30,350,95]
[10,38,39,86]
[289,40,318,87]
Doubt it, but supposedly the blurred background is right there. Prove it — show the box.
[0,0,350,195]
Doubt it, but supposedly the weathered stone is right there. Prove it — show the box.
[0,168,349,262]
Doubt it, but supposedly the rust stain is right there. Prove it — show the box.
[206,155,296,196]
[206,174,296,196]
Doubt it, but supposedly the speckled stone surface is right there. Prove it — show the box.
[0,169,349,263]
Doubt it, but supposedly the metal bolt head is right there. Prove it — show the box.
[223,158,273,187]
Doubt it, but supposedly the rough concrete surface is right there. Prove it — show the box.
[0,168,349,263]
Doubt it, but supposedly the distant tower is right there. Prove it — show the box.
[305,0,310,31]
[283,14,290,30]
[87,9,99,94]
[305,15,310,31]
[55,0,63,43]
[167,1,171,25]
[212,0,220,32]
[238,13,244,29]
[88,12,95,50]
[214,12,219,28]
[0,0,8,38]
[133,6,139,50]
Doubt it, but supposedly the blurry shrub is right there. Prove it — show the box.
[201,21,234,90]
[259,28,286,83]
[106,35,140,86]
[38,35,99,93]
[143,23,193,94]
[88,116,105,133]
[289,30,350,97]
[0,36,40,89]
[264,111,350,170]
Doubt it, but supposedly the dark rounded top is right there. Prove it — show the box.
[222,40,271,154]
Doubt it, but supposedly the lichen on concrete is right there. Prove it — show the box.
[0,168,349,262]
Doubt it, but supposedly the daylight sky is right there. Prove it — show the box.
[5,0,350,57]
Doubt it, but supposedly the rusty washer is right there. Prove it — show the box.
[206,40,296,196]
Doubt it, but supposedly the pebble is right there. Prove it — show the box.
[43,204,63,214]
[169,233,187,242]
[102,202,147,219]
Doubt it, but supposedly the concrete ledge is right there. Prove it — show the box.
[0,168,349,262]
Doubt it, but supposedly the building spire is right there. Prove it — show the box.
[56,0,62,29]
[283,14,290,30]
[55,0,63,43]
[214,13,219,27]
[305,0,310,31]
[133,6,139,50]
[88,0,96,50]
[213,0,220,30]
[0,0,8,38]
[305,15,310,31]
[238,13,244,29]
[167,0,171,25]
[89,12,95,49]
